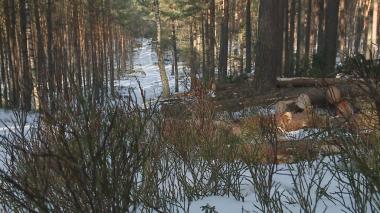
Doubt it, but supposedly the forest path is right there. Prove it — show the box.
[115,38,189,104]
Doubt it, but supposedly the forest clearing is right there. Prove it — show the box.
[0,0,380,212]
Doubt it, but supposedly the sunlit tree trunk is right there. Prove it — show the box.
[304,0,313,69]
[209,0,216,82]
[295,0,303,73]
[372,0,379,55]
[284,0,289,77]
[189,19,197,90]
[339,0,346,57]
[34,0,48,110]
[153,0,170,97]
[171,20,179,93]
[218,0,229,81]
[288,0,296,76]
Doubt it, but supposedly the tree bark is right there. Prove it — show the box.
[245,0,252,73]
[218,0,229,80]
[323,0,340,73]
[255,0,284,91]
[317,0,325,56]
[189,19,197,90]
[73,0,83,96]
[3,0,17,107]
[19,0,33,111]
[288,0,296,77]
[372,0,379,55]
[108,0,115,96]
[284,0,290,77]
[47,0,55,110]
[208,0,216,82]
[153,0,170,98]
[295,0,303,73]
[171,20,179,93]
[304,0,313,69]
[339,0,346,55]
[34,0,48,110]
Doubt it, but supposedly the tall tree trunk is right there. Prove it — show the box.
[189,20,197,90]
[324,0,340,73]
[3,0,17,107]
[255,0,284,91]
[209,0,216,82]
[34,0,48,110]
[0,26,4,106]
[354,0,369,54]
[363,0,371,57]
[108,0,115,96]
[229,0,236,75]
[310,0,319,57]
[201,13,208,83]
[295,0,303,73]
[218,0,229,81]
[317,0,325,56]
[47,0,55,110]
[19,0,33,111]
[245,0,252,73]
[0,30,9,106]
[171,20,179,93]
[288,0,296,76]
[4,0,22,107]
[372,0,379,55]
[204,1,210,84]
[153,0,170,97]
[284,0,290,77]
[339,0,346,56]
[73,0,82,96]
[304,0,313,69]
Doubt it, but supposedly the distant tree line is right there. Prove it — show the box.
[0,0,148,111]
[154,0,379,92]
[0,0,379,110]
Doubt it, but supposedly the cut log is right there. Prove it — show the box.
[295,94,311,110]
[277,112,308,131]
[326,86,342,104]
[277,111,329,131]
[336,100,354,118]
[276,77,349,87]
[296,88,327,109]
[277,77,368,96]
[275,100,300,114]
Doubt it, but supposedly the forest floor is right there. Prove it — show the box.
[0,38,371,213]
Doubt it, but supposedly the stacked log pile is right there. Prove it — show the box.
[275,78,358,132]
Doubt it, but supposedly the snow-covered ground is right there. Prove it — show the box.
[0,39,373,213]
[188,159,353,213]
[115,38,189,104]
[0,109,34,135]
